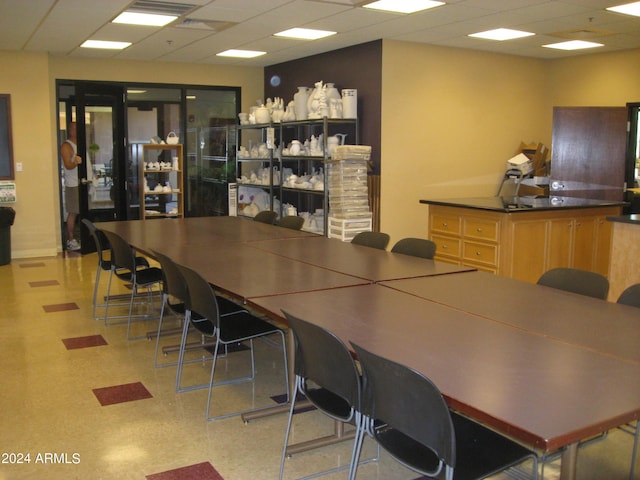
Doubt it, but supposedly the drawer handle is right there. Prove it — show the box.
[442,245,448,249]
[442,223,448,227]
[476,227,483,232]
[476,251,482,256]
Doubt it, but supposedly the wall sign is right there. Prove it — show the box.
[0,94,14,180]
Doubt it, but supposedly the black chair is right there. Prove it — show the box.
[350,342,538,480]
[277,215,304,230]
[82,218,149,320]
[391,237,436,259]
[253,210,278,224]
[151,249,248,368]
[279,311,376,480]
[617,284,640,480]
[537,267,609,299]
[175,263,288,421]
[617,283,640,308]
[350,231,390,250]
[100,230,163,340]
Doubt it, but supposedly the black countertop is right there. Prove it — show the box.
[420,196,626,213]
[607,214,640,225]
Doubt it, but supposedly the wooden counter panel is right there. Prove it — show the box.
[427,204,621,283]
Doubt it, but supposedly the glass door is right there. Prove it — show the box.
[75,83,126,253]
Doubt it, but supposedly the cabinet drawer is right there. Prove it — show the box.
[431,234,461,258]
[430,214,461,236]
[463,217,499,242]
[462,241,498,267]
[431,235,460,258]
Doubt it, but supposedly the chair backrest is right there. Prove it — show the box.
[277,215,304,230]
[253,210,278,224]
[391,237,436,259]
[81,218,110,268]
[151,249,188,300]
[175,263,219,336]
[617,283,640,308]
[101,230,135,272]
[537,267,609,299]
[351,231,390,250]
[351,342,455,473]
[282,310,361,420]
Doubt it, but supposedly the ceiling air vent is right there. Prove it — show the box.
[127,0,198,17]
[176,18,237,32]
[551,27,615,40]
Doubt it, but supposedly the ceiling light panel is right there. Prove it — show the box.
[113,12,177,26]
[274,28,337,40]
[469,28,535,41]
[607,2,640,17]
[542,40,604,51]
[81,40,132,49]
[362,0,445,14]
[217,49,266,58]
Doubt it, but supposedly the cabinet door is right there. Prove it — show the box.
[547,218,573,270]
[572,217,598,271]
[508,219,547,282]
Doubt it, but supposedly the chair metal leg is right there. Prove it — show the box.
[630,422,639,480]
[205,331,289,422]
[91,266,101,320]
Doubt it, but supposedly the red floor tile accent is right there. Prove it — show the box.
[146,462,224,480]
[19,262,46,268]
[62,335,108,350]
[43,302,79,313]
[92,382,153,406]
[29,280,60,287]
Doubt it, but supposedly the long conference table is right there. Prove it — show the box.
[98,216,640,480]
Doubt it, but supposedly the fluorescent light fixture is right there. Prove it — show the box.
[274,28,336,40]
[362,0,445,14]
[113,11,177,26]
[542,40,604,51]
[469,28,534,41]
[81,40,131,50]
[217,49,266,58]
[186,95,197,100]
[607,1,640,17]
[127,89,147,94]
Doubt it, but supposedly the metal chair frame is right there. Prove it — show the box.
[175,263,288,421]
[101,230,163,340]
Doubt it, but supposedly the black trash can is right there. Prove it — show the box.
[0,206,16,266]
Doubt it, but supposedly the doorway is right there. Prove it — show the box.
[58,82,126,254]
[625,102,640,213]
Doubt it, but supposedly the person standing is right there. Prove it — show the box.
[60,121,82,251]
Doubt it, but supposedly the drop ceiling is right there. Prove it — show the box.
[1,0,639,67]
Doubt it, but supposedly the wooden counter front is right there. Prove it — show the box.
[423,200,621,283]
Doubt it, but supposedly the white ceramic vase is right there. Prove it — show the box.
[293,87,310,120]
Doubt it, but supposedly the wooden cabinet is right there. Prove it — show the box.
[429,205,619,283]
[140,144,183,219]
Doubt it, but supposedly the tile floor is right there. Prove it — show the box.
[0,252,637,479]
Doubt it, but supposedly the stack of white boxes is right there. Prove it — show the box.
[327,145,373,242]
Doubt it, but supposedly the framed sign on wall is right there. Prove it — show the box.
[0,94,14,180]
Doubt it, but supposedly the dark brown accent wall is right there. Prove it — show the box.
[264,40,382,174]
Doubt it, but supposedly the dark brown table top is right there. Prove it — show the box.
[98,216,315,256]
[247,236,475,282]
[379,271,640,363]
[152,241,369,301]
[249,284,640,453]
